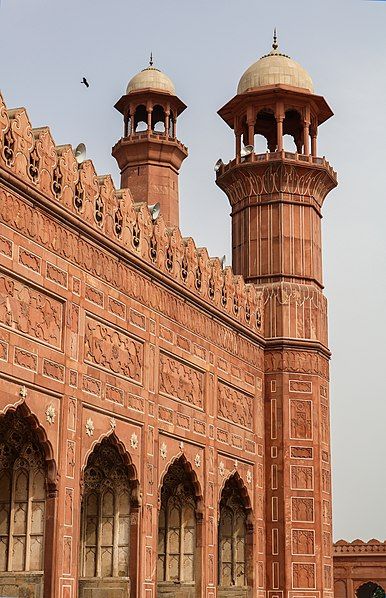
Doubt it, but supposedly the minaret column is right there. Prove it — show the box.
[216,36,338,598]
[275,101,285,152]
[112,62,188,227]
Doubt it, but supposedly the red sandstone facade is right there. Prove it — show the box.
[0,39,371,598]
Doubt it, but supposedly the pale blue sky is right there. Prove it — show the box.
[1,0,385,541]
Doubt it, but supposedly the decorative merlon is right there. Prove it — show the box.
[334,539,386,555]
[0,91,263,334]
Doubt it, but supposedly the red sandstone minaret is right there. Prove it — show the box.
[216,33,337,598]
[112,57,188,228]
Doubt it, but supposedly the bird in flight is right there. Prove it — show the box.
[81,77,89,88]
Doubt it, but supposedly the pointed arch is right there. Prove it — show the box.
[218,472,253,593]
[0,401,57,490]
[157,455,202,593]
[151,104,166,133]
[81,431,140,505]
[0,402,57,591]
[356,582,386,598]
[218,471,253,528]
[79,433,140,591]
[158,453,203,516]
[134,104,147,132]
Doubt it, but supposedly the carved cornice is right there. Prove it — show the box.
[334,539,386,556]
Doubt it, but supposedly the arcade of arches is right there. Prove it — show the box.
[0,410,254,597]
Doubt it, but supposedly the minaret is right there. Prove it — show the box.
[216,34,337,598]
[112,57,188,228]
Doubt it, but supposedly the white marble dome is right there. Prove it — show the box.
[126,66,176,95]
[237,42,314,95]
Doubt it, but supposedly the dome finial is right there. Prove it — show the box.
[149,52,153,67]
[272,28,278,50]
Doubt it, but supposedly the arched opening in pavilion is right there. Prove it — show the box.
[152,104,166,133]
[134,104,148,132]
[283,108,303,153]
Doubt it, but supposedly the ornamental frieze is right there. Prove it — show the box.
[159,353,204,409]
[84,317,143,383]
[217,380,253,430]
[0,190,263,370]
[0,270,63,348]
[218,162,336,208]
[265,349,329,379]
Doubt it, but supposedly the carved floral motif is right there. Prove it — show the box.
[218,162,336,208]
[160,443,167,460]
[0,272,63,348]
[85,418,94,437]
[84,317,143,383]
[293,563,316,589]
[292,530,315,554]
[159,353,203,408]
[130,433,139,449]
[45,403,56,424]
[217,381,253,430]
[292,497,314,522]
[265,349,328,379]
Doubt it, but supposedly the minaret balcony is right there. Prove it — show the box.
[123,130,188,153]
[216,150,336,180]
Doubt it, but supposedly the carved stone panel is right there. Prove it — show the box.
[217,380,253,430]
[290,399,312,439]
[291,497,314,522]
[84,316,143,383]
[293,563,316,589]
[0,271,63,348]
[291,466,313,490]
[159,352,204,408]
[292,529,315,555]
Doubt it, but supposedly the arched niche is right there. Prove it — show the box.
[79,434,140,598]
[217,472,254,596]
[0,404,57,598]
[157,455,203,598]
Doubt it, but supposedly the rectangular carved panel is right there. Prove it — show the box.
[84,316,143,383]
[291,497,314,522]
[46,262,68,288]
[0,271,63,348]
[290,446,313,459]
[18,247,41,273]
[291,529,315,555]
[159,352,204,408]
[290,465,313,490]
[292,563,316,589]
[290,399,313,439]
[289,380,312,393]
[218,381,253,430]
